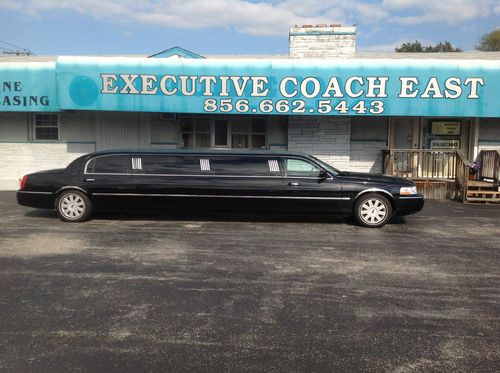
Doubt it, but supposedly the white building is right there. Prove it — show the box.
[1,25,499,195]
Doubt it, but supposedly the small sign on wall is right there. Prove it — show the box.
[431,121,461,135]
[430,139,460,149]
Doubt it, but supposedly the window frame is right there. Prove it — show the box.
[180,116,268,149]
[32,113,59,141]
[282,157,327,178]
[206,155,280,176]
[84,154,132,175]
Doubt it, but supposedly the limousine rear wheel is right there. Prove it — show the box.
[56,190,92,222]
[354,193,392,228]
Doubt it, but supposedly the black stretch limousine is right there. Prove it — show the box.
[17,149,424,227]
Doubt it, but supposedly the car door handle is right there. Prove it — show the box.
[84,178,95,182]
[288,182,301,186]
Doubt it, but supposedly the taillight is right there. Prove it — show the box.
[20,175,27,190]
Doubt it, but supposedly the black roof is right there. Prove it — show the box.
[85,148,311,158]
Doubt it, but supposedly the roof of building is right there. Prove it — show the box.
[149,46,205,59]
[1,51,499,63]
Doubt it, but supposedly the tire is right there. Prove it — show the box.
[354,193,393,228]
[56,190,92,222]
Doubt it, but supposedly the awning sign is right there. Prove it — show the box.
[0,62,58,112]
[1,57,499,117]
[56,56,499,117]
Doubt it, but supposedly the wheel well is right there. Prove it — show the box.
[56,186,88,197]
[54,187,89,206]
[353,191,395,214]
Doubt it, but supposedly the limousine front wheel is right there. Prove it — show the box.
[354,193,392,228]
[56,190,92,222]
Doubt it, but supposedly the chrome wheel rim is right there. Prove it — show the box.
[60,193,85,220]
[360,198,387,225]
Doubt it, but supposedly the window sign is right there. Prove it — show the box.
[431,121,461,136]
[430,139,460,149]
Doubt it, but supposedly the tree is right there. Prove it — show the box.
[475,29,500,51]
[395,40,462,53]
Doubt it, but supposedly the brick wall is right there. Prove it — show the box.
[349,117,388,173]
[349,141,387,173]
[289,25,356,59]
[288,116,350,170]
[0,143,95,190]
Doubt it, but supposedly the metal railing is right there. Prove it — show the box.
[383,149,460,180]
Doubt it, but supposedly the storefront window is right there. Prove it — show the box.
[181,116,267,149]
[182,117,210,148]
[231,118,266,149]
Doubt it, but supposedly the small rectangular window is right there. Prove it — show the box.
[34,114,59,140]
[268,160,280,172]
[200,158,211,171]
[200,159,210,171]
[132,157,142,170]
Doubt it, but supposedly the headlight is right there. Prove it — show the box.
[400,186,417,196]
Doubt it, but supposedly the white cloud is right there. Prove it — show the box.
[382,0,496,25]
[0,0,497,35]
[0,0,22,11]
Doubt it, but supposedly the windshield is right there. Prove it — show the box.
[310,156,341,176]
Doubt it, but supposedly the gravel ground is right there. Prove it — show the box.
[0,191,499,372]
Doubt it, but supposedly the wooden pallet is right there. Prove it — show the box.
[466,180,500,203]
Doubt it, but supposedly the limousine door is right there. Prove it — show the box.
[80,154,136,209]
[131,154,285,211]
[197,156,285,211]
[281,157,343,212]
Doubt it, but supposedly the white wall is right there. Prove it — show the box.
[0,111,96,190]
[0,143,95,190]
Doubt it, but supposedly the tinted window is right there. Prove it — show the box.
[284,158,321,177]
[209,156,275,176]
[88,155,131,174]
[140,155,201,175]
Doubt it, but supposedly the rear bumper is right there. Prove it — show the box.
[394,195,425,216]
[16,190,55,209]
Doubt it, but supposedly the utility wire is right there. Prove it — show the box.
[0,40,33,55]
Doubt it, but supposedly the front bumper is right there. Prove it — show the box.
[394,194,425,216]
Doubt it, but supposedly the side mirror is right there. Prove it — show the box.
[319,170,329,180]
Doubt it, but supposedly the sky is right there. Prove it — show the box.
[0,0,498,56]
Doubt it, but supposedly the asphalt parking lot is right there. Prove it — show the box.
[0,191,499,372]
